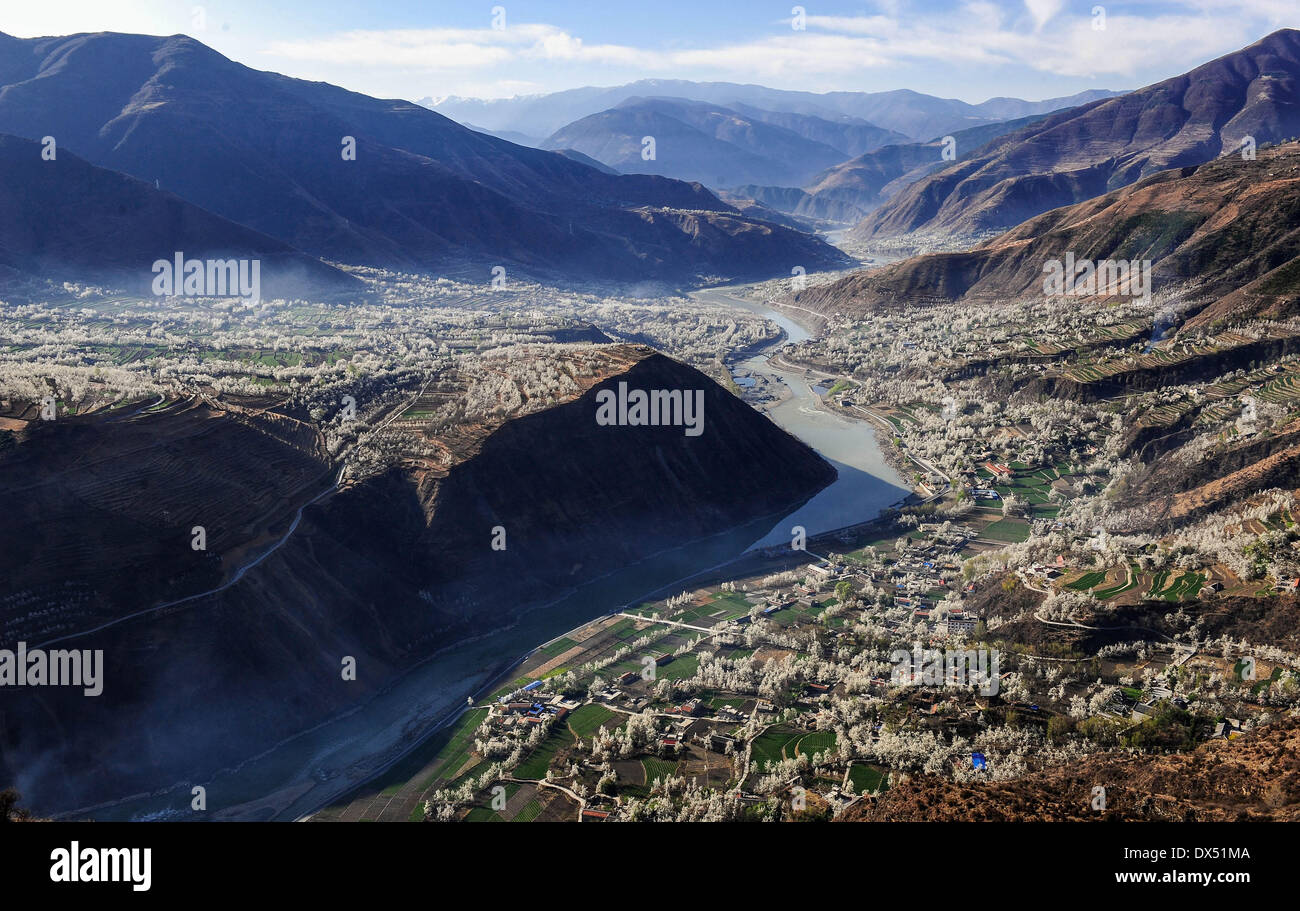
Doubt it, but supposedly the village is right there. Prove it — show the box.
[354,275,1300,823]
[313,430,1297,822]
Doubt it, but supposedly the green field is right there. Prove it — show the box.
[567,703,619,738]
[982,519,1031,543]
[1066,571,1108,591]
[463,782,522,821]
[1160,572,1204,601]
[641,757,679,786]
[1093,566,1139,599]
[536,637,577,658]
[1147,570,1171,595]
[792,730,837,760]
[848,763,888,794]
[659,652,701,682]
[513,799,543,822]
[369,707,487,798]
[514,725,576,780]
[751,726,795,768]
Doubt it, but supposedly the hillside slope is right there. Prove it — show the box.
[0,346,835,815]
[0,31,847,283]
[738,114,1052,225]
[796,142,1300,321]
[0,133,356,296]
[845,715,1300,821]
[851,29,1300,241]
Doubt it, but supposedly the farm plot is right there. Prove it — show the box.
[567,704,621,738]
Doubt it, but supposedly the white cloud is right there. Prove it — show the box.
[1023,0,1064,31]
[260,3,1278,87]
[267,25,654,72]
[1,0,183,38]
[14,2,1284,101]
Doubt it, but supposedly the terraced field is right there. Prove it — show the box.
[1066,571,1107,591]
[1063,333,1255,384]
[1146,570,1204,601]
[1093,565,1140,599]
[750,725,838,768]
[1257,368,1300,405]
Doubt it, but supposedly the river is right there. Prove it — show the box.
[693,287,910,550]
[74,287,907,822]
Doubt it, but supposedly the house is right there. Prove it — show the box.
[617,671,638,685]
[983,461,1012,478]
[709,733,737,753]
[945,615,977,634]
[654,653,674,666]
[581,809,611,821]
[756,699,776,713]
[1131,702,1157,721]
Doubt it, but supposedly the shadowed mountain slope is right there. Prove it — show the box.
[0,31,847,283]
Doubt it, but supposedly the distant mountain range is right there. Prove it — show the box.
[424,80,1121,145]
[539,96,908,188]
[851,28,1300,242]
[736,114,1052,226]
[0,31,848,286]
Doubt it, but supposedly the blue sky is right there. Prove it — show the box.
[4,1,1297,102]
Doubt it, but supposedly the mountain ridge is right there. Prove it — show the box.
[0,30,848,284]
[851,28,1300,242]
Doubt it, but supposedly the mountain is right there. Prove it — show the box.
[707,103,909,159]
[0,133,356,297]
[795,142,1300,327]
[548,147,620,174]
[737,114,1052,226]
[0,345,835,815]
[426,80,1121,144]
[462,123,542,147]
[540,97,860,188]
[851,29,1300,242]
[0,31,848,284]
